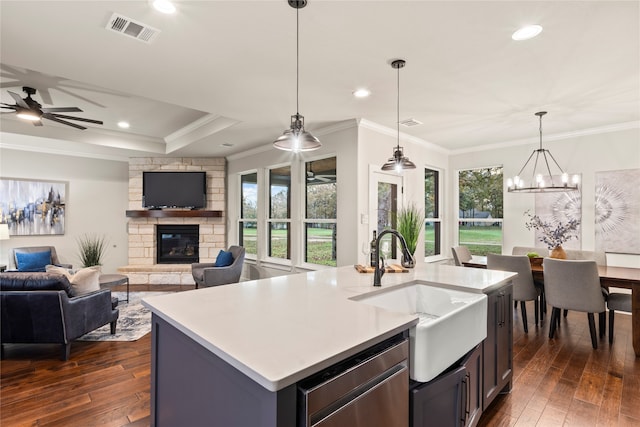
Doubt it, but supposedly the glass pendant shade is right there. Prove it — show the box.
[507,111,579,193]
[273,113,321,152]
[381,147,416,172]
[273,0,321,152]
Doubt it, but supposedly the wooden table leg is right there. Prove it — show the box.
[633,286,640,357]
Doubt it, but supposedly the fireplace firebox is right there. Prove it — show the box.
[156,225,199,264]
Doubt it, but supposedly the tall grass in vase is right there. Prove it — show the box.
[77,233,108,267]
[396,203,424,256]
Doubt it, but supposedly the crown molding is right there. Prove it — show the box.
[451,120,640,155]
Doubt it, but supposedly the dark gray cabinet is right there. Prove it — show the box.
[409,343,482,427]
[460,344,482,427]
[482,284,513,410]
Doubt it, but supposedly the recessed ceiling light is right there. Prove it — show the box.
[117,121,130,129]
[512,24,543,41]
[151,0,176,14]
[353,88,371,98]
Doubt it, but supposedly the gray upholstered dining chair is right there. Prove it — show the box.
[451,246,472,266]
[559,250,607,318]
[543,258,607,349]
[487,254,542,333]
[191,246,245,289]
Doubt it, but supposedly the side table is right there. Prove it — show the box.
[0,265,6,272]
[99,274,130,303]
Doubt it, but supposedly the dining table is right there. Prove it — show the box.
[462,256,640,357]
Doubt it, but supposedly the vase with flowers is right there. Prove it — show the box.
[523,210,579,259]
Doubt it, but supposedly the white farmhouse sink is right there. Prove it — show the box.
[353,283,487,383]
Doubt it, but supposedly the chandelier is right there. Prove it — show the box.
[507,111,579,193]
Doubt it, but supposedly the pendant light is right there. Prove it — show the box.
[381,59,415,172]
[273,0,321,152]
[507,111,579,192]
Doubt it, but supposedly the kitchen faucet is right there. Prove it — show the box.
[373,229,415,286]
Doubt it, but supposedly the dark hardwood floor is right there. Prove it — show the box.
[1,288,638,426]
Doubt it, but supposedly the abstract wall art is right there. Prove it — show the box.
[595,169,640,254]
[0,178,67,235]
[534,175,582,250]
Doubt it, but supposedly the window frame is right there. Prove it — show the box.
[456,165,504,256]
[424,166,443,260]
[265,163,292,264]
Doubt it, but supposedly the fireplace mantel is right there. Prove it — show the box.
[126,210,223,218]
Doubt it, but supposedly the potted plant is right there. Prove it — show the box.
[77,233,108,267]
[396,203,424,259]
[523,211,579,259]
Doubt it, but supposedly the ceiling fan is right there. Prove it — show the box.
[307,163,336,183]
[1,86,103,130]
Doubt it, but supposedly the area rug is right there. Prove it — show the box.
[78,291,171,342]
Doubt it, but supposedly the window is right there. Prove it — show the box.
[424,168,441,257]
[305,157,337,266]
[268,165,291,260]
[239,172,258,256]
[457,167,503,255]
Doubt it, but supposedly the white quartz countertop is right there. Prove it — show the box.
[142,262,515,392]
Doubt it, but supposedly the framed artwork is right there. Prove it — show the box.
[595,169,640,254]
[534,175,582,250]
[0,178,67,235]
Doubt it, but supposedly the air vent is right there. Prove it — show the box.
[105,13,160,43]
[399,118,423,127]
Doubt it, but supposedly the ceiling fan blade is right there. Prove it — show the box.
[32,120,43,127]
[1,104,17,109]
[48,113,103,125]
[8,91,29,109]
[37,88,54,105]
[42,115,87,130]
[41,107,83,113]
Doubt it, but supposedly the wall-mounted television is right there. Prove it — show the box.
[142,171,206,209]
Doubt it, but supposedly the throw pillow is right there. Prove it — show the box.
[16,250,52,272]
[214,250,234,267]
[45,265,101,295]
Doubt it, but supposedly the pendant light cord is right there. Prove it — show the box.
[296,6,299,115]
[396,61,400,150]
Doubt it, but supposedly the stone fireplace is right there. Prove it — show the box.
[118,157,226,287]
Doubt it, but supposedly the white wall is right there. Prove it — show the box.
[0,148,129,273]
[356,121,449,262]
[449,127,640,268]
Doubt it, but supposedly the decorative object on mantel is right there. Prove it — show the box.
[507,111,579,193]
[273,0,321,152]
[0,178,66,235]
[381,59,416,173]
[524,210,579,259]
[595,169,640,255]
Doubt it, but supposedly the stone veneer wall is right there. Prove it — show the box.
[121,157,226,286]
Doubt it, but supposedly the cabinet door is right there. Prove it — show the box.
[410,366,465,427]
[460,344,482,427]
[496,285,513,395]
[482,284,513,410]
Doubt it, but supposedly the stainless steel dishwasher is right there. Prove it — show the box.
[297,333,409,427]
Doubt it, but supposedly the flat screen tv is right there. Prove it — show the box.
[142,171,206,209]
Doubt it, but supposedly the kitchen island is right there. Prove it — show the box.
[143,263,516,426]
